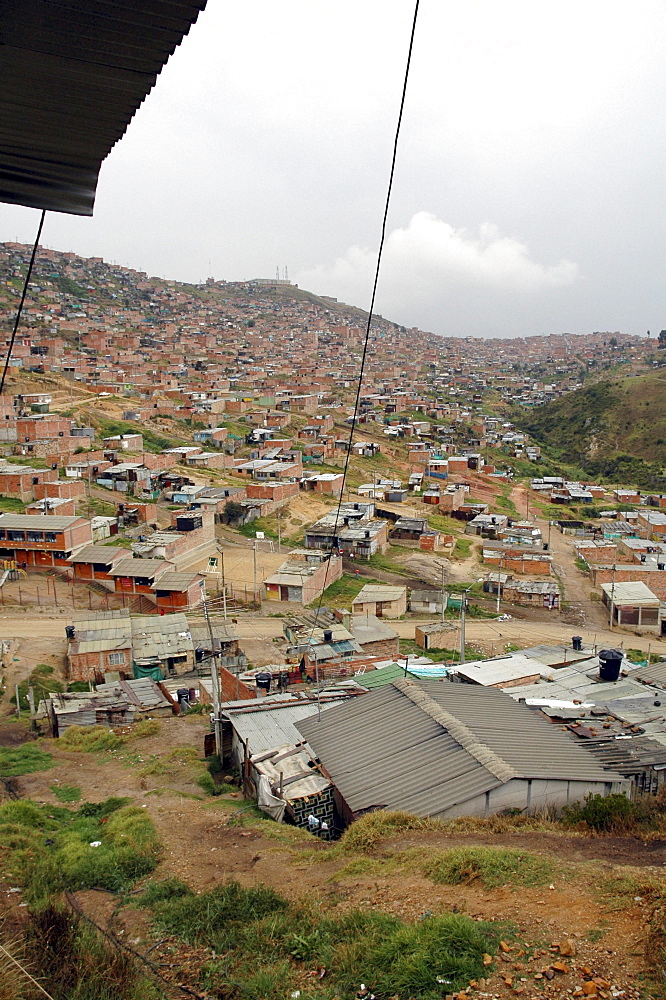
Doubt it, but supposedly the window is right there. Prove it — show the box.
[93,563,110,573]
[108,652,125,666]
[45,532,57,543]
[27,531,43,543]
[7,531,25,542]
[135,577,151,587]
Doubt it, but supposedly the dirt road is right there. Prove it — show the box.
[2,609,665,657]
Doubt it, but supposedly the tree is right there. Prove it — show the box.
[223,500,245,524]
[659,330,666,349]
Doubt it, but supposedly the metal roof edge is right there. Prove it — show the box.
[391,678,516,784]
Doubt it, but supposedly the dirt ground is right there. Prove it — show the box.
[4,715,665,999]
[0,716,666,1000]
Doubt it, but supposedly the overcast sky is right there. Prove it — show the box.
[3,1,666,338]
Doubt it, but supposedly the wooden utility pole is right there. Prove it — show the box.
[202,597,222,756]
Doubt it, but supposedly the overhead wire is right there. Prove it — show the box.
[0,209,46,394]
[304,0,421,650]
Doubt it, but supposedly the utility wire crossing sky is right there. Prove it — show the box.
[2,1,665,339]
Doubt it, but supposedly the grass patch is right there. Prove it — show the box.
[58,725,126,752]
[0,495,26,513]
[12,663,63,711]
[0,741,54,777]
[339,809,445,852]
[141,878,500,999]
[132,719,161,738]
[422,846,557,889]
[453,537,472,559]
[50,783,81,802]
[147,880,288,948]
[0,797,159,905]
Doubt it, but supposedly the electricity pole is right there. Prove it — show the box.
[459,593,467,664]
[202,596,222,756]
[609,563,616,630]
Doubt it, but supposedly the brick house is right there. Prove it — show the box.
[0,513,92,567]
[264,551,342,603]
[0,465,58,501]
[69,544,131,588]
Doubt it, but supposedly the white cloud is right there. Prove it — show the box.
[300,211,578,303]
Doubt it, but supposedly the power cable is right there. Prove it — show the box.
[306,0,420,645]
[0,210,46,394]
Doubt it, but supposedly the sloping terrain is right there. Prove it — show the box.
[516,372,666,480]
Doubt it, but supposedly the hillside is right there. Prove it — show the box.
[516,371,666,484]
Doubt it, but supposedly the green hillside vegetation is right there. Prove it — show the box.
[516,372,666,486]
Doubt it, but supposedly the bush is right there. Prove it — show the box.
[340,809,443,852]
[562,793,636,832]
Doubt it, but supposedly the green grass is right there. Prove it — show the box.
[58,725,126,752]
[0,797,160,905]
[453,537,472,558]
[0,495,26,513]
[139,877,500,999]
[0,741,54,777]
[308,572,384,610]
[50,783,81,802]
[12,662,64,711]
[422,846,558,888]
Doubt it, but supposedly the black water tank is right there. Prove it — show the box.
[323,629,333,642]
[572,636,582,651]
[176,688,190,707]
[599,648,623,682]
[255,671,272,691]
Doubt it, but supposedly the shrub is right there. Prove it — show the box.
[562,793,636,832]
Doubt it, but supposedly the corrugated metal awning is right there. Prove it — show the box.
[0,0,207,215]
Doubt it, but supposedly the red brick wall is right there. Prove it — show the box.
[246,481,300,501]
[219,665,256,701]
[34,479,85,500]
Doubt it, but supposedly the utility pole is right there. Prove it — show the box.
[202,596,222,756]
[609,563,616,630]
[459,594,467,664]
[496,557,502,615]
[441,564,446,623]
[253,541,258,607]
[277,509,281,553]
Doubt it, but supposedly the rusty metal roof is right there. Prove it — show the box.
[0,0,207,215]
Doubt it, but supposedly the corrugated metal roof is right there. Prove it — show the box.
[0,513,83,529]
[0,0,207,214]
[298,684,500,817]
[298,680,625,818]
[225,702,336,757]
[352,584,406,604]
[632,661,666,688]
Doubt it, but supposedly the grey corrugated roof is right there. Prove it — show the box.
[632,661,666,688]
[0,0,207,215]
[0,513,83,529]
[69,544,128,563]
[298,680,624,818]
[225,702,336,757]
[298,683,500,817]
